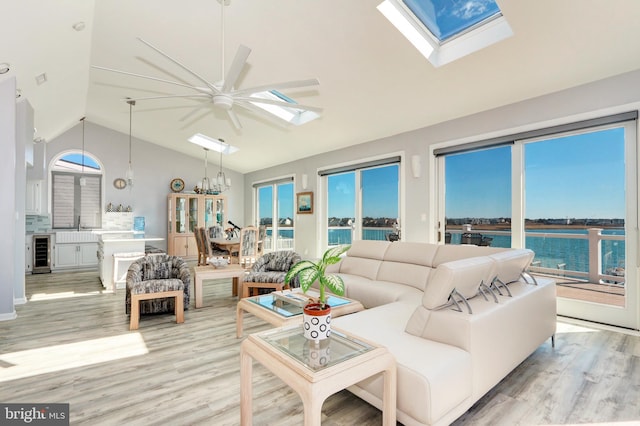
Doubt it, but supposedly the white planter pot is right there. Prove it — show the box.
[303,303,331,341]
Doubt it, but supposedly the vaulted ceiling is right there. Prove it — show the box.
[3,1,640,173]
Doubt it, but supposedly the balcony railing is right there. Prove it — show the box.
[265,224,625,288]
[447,227,625,285]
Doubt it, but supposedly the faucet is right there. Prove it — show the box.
[77,215,81,231]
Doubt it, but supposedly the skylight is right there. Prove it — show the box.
[250,90,320,126]
[378,0,512,67]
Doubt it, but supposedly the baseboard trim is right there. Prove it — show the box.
[0,310,17,321]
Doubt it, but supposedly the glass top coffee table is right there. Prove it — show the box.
[236,290,364,338]
[240,325,396,425]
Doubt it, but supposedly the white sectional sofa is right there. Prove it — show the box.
[327,240,557,426]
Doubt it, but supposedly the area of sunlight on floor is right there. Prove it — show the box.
[29,291,106,301]
[0,333,148,382]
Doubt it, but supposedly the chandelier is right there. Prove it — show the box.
[189,134,237,193]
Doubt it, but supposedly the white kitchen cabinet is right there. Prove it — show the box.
[25,180,42,215]
[53,243,98,270]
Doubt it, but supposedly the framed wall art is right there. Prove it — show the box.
[296,191,313,214]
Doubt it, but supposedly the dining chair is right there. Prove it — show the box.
[194,227,208,266]
[234,226,259,269]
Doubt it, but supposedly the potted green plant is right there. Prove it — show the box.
[284,245,350,341]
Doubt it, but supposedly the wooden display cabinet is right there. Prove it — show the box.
[167,193,227,257]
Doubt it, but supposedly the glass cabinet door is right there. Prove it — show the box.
[175,197,187,233]
[188,197,199,233]
[216,198,225,227]
[204,197,214,229]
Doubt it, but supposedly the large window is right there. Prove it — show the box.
[437,114,638,329]
[51,152,102,229]
[324,159,400,245]
[444,145,511,246]
[256,179,295,252]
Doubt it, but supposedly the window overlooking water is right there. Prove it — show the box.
[325,160,399,245]
[256,179,294,252]
[524,127,626,289]
[444,145,511,247]
[438,116,637,329]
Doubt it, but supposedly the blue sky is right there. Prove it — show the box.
[327,165,399,218]
[446,127,626,219]
[404,0,500,41]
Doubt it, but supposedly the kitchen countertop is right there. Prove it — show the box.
[98,233,164,243]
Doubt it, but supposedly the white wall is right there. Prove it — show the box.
[14,98,32,305]
[0,77,17,320]
[244,68,640,259]
[32,121,245,249]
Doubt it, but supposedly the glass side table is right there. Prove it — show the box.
[240,325,396,425]
[235,291,364,338]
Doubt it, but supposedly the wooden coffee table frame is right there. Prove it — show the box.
[193,264,246,308]
[240,326,396,426]
[236,293,364,338]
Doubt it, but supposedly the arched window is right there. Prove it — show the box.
[50,151,103,229]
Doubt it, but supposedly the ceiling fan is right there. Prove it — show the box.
[91,0,322,130]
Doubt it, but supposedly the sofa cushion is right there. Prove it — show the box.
[421,256,495,310]
[381,242,439,267]
[345,278,423,308]
[333,302,473,426]
[347,239,391,259]
[376,242,439,291]
[339,240,389,280]
[432,244,504,267]
[488,249,534,284]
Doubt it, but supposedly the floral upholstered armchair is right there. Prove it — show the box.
[241,250,301,297]
[125,254,191,315]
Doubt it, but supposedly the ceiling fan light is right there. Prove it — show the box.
[213,94,234,110]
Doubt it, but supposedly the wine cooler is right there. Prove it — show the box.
[32,234,51,274]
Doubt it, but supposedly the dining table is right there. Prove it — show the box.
[211,238,240,256]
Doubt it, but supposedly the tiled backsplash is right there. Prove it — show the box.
[26,215,51,233]
[26,213,135,232]
[103,212,134,230]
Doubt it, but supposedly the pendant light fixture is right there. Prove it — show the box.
[126,99,135,187]
[212,139,231,193]
[79,117,87,186]
[201,148,211,193]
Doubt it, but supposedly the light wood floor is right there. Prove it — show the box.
[1,267,639,425]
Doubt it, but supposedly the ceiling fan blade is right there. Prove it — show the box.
[178,102,209,122]
[232,78,319,96]
[222,45,252,93]
[137,37,220,94]
[92,65,208,93]
[180,107,212,130]
[235,96,323,113]
[227,109,243,130]
[125,94,211,102]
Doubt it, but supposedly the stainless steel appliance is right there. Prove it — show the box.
[32,234,51,274]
